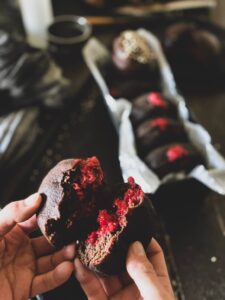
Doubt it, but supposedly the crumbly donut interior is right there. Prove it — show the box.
[45,158,145,253]
[85,177,144,246]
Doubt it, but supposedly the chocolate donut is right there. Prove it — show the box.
[78,176,154,275]
[164,22,222,77]
[37,157,155,275]
[37,157,104,248]
[136,117,187,155]
[112,30,156,75]
[131,92,177,125]
[145,143,204,178]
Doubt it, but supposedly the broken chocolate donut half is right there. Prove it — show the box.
[37,156,155,275]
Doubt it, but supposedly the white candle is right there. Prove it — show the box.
[19,0,53,48]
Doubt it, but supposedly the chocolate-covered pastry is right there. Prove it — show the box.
[106,30,159,99]
[145,143,203,178]
[112,30,156,75]
[37,157,155,276]
[78,176,154,275]
[109,79,158,99]
[164,22,195,50]
[131,92,177,125]
[136,117,187,155]
[37,157,104,247]
[164,22,222,76]
[0,30,70,109]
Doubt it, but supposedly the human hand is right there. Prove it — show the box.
[0,193,75,300]
[74,238,175,300]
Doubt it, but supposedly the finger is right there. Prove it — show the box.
[37,244,76,274]
[126,241,163,299]
[99,275,123,296]
[146,239,174,294]
[31,261,73,297]
[111,283,140,300]
[31,236,55,257]
[146,239,170,277]
[74,258,107,300]
[0,194,41,238]
[19,215,38,234]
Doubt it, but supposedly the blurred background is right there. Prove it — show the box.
[0,1,225,300]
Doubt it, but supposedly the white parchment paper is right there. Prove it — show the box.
[83,30,225,195]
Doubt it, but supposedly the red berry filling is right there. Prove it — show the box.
[63,157,104,201]
[147,92,168,109]
[86,177,144,245]
[57,157,104,235]
[167,145,189,162]
[150,118,169,131]
[76,157,103,190]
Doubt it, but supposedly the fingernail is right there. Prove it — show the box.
[64,244,76,260]
[24,193,40,206]
[131,241,145,256]
[74,258,82,268]
[74,258,82,277]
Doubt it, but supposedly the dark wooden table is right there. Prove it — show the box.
[1,1,225,299]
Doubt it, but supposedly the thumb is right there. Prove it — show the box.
[0,193,42,237]
[126,241,162,299]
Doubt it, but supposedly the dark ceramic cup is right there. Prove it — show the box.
[47,15,92,56]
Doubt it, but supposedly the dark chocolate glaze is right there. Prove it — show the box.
[136,117,187,155]
[131,92,177,126]
[164,22,222,78]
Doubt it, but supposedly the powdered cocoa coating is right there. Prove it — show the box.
[37,159,76,247]
[37,158,104,248]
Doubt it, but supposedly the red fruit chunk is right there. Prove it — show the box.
[150,118,169,131]
[86,177,144,246]
[147,92,168,109]
[167,145,189,162]
[71,157,103,201]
